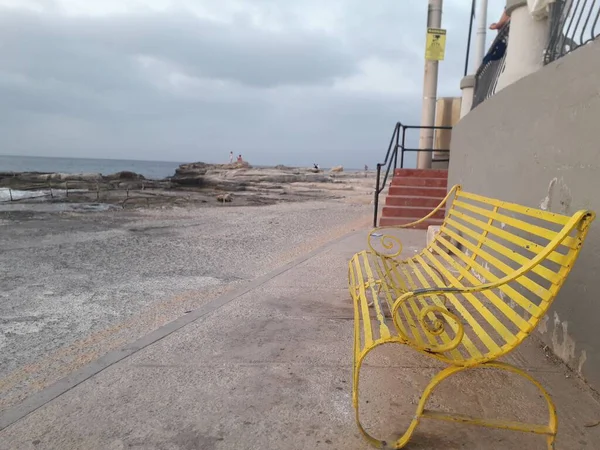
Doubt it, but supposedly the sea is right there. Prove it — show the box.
[0,155,365,179]
[0,155,185,180]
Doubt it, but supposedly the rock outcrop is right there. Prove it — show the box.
[0,162,377,209]
[0,171,158,190]
[216,193,233,203]
[169,162,332,191]
[105,171,146,181]
[0,162,367,206]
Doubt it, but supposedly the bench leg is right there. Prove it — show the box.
[415,362,557,450]
[354,340,410,449]
[354,353,558,449]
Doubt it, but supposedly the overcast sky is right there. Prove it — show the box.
[0,0,504,167]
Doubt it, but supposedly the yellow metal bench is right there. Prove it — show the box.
[348,185,594,449]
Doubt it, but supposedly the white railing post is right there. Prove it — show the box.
[473,0,490,71]
[459,75,476,118]
[496,0,549,91]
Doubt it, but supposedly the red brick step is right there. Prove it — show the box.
[382,206,445,219]
[393,168,448,178]
[378,216,444,229]
[388,186,448,198]
[391,177,448,188]
[385,196,444,208]
[378,168,449,228]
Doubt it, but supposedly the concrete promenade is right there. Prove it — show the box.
[1,230,599,449]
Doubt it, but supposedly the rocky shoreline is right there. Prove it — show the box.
[170,161,333,189]
[0,161,374,209]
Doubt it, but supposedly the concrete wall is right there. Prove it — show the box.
[448,39,600,390]
[432,97,461,169]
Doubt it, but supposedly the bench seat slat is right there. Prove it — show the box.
[437,228,549,314]
[384,259,427,347]
[440,225,552,299]
[352,256,374,349]
[371,255,410,338]
[371,253,423,345]
[457,190,571,226]
[362,254,392,340]
[447,210,572,267]
[420,249,518,350]
[421,245,520,349]
[452,200,578,249]
[397,262,461,355]
[432,236,536,330]
[377,254,408,293]
[444,216,561,283]
[404,259,479,361]
[416,253,503,355]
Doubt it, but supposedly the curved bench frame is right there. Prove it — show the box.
[353,341,557,449]
[350,185,595,449]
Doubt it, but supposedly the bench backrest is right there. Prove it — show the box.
[431,186,594,333]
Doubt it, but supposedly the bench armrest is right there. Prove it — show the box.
[368,184,461,258]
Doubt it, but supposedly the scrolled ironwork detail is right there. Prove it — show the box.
[367,230,403,258]
[417,306,465,353]
[392,295,465,354]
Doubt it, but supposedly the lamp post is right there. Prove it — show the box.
[464,0,477,76]
[473,0,489,70]
[417,0,443,170]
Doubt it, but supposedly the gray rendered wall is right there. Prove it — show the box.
[448,40,600,390]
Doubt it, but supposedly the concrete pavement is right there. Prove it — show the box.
[1,230,599,449]
[0,200,370,410]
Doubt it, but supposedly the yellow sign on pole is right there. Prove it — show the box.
[425,27,447,61]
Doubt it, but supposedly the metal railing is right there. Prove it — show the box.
[472,23,510,109]
[545,0,600,63]
[373,122,451,227]
[464,0,477,77]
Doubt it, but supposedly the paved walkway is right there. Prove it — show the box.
[1,230,599,449]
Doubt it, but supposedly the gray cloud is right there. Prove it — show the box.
[0,0,505,168]
[0,9,357,88]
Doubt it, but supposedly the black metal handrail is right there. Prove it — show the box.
[464,0,477,77]
[545,0,600,64]
[472,22,510,109]
[373,122,451,227]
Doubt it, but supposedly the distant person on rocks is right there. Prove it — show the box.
[229,151,234,164]
[364,164,368,177]
[237,154,243,162]
[313,163,320,170]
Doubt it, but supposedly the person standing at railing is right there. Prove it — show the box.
[490,7,510,31]
[490,0,559,31]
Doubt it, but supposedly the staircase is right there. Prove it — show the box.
[379,168,448,229]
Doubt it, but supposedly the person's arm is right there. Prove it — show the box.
[490,8,510,30]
